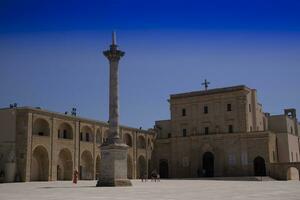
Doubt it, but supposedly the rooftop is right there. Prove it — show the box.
[170,85,251,99]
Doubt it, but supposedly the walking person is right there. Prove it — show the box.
[73,169,79,184]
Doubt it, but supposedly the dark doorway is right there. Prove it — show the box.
[253,156,266,176]
[202,152,214,177]
[159,160,169,178]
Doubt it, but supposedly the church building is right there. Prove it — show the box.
[152,85,300,179]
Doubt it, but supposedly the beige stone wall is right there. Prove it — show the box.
[268,115,289,133]
[169,88,249,137]
[153,131,275,178]
[0,107,155,182]
[269,162,300,180]
[155,120,171,139]
[0,109,17,180]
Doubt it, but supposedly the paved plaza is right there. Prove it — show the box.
[1,179,300,200]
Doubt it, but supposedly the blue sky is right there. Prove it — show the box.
[0,0,300,129]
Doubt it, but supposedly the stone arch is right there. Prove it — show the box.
[95,155,101,180]
[58,122,73,139]
[96,129,102,144]
[33,118,50,136]
[202,152,214,177]
[137,155,147,178]
[159,159,169,178]
[80,150,93,180]
[80,126,93,142]
[127,154,133,179]
[124,133,132,147]
[57,148,73,180]
[253,156,266,176]
[287,167,299,180]
[138,136,146,149]
[31,145,49,181]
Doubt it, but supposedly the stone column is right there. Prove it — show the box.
[96,32,131,187]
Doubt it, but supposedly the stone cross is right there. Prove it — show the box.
[202,79,210,91]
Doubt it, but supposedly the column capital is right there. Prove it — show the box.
[103,47,125,62]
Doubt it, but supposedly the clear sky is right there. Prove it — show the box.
[0,0,300,129]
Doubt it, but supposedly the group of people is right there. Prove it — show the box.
[141,170,160,182]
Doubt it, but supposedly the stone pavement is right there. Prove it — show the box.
[0,179,300,200]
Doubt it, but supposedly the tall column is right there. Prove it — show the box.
[105,31,124,144]
[96,32,131,187]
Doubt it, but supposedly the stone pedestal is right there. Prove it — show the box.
[96,143,132,187]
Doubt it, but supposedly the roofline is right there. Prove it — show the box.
[170,85,251,100]
[1,106,151,134]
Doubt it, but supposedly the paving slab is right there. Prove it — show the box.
[0,179,300,200]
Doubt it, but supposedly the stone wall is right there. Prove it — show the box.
[0,107,155,182]
[269,162,300,180]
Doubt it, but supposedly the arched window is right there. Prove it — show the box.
[138,136,146,149]
[33,118,50,136]
[58,123,73,139]
[123,134,132,147]
[80,126,93,142]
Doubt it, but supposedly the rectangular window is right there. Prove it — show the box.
[249,104,252,112]
[204,106,208,114]
[80,132,83,141]
[182,109,186,116]
[291,152,294,162]
[272,151,276,162]
[228,125,233,133]
[182,129,187,137]
[58,129,61,138]
[167,133,171,138]
[227,104,232,111]
[204,127,209,135]
[38,132,44,136]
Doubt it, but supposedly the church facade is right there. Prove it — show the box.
[0,107,155,182]
[152,85,300,179]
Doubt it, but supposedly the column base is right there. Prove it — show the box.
[96,143,132,187]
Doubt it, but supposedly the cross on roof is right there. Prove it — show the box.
[202,79,210,91]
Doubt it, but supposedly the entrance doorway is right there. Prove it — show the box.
[253,156,266,176]
[159,160,169,178]
[202,152,214,177]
